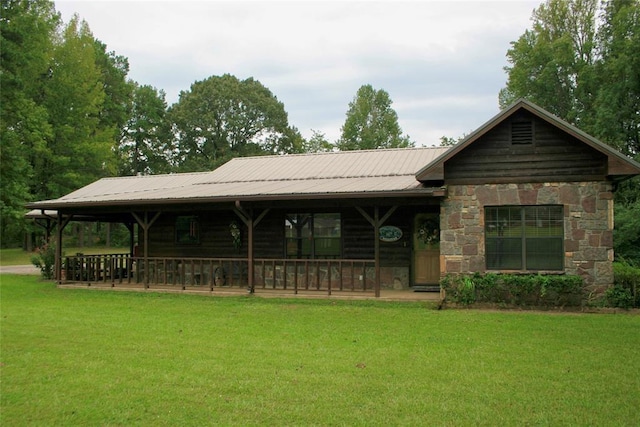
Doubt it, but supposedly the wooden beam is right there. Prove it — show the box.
[374,207,380,298]
[55,213,73,284]
[131,211,161,288]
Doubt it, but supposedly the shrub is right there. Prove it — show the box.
[31,241,56,279]
[606,261,640,308]
[441,273,584,307]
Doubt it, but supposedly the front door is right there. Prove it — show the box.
[413,213,440,285]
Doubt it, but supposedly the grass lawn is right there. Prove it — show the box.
[1,275,639,426]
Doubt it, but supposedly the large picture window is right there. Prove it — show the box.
[285,213,341,258]
[485,206,563,271]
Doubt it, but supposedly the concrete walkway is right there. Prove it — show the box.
[0,265,40,275]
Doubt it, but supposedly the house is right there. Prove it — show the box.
[27,100,640,298]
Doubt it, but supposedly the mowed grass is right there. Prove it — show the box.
[1,276,639,426]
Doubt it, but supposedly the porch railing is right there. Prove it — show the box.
[61,255,376,294]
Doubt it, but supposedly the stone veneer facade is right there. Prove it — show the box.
[440,181,615,293]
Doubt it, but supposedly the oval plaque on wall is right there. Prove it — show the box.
[379,225,403,242]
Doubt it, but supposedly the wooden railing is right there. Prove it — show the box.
[63,253,131,285]
[62,255,376,294]
[253,259,375,294]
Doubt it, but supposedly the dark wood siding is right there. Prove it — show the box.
[444,111,608,184]
[141,205,433,269]
[144,211,248,258]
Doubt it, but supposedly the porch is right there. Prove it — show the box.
[60,254,442,300]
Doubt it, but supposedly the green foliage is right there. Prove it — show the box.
[614,199,640,263]
[441,273,584,307]
[117,83,171,175]
[1,4,130,244]
[337,84,414,150]
[500,0,598,124]
[303,129,334,153]
[607,261,640,308]
[0,0,58,245]
[169,74,301,172]
[501,0,640,158]
[30,240,56,279]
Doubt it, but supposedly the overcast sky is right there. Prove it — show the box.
[55,0,541,146]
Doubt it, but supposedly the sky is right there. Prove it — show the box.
[55,0,541,147]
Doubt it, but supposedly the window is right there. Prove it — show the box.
[485,206,563,270]
[176,216,199,244]
[285,213,341,258]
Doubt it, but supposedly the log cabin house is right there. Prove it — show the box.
[27,100,640,299]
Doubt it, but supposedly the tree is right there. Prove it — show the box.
[500,0,640,263]
[35,15,116,200]
[0,0,59,245]
[93,39,133,139]
[169,74,300,172]
[500,0,599,126]
[117,84,171,175]
[303,129,334,153]
[594,0,640,158]
[336,84,414,151]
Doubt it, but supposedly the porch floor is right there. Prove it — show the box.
[57,282,443,302]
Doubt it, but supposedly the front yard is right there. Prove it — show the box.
[1,275,638,425]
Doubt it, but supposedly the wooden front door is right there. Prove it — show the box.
[413,213,440,285]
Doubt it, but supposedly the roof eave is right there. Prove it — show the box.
[25,188,447,211]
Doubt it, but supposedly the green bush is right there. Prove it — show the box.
[441,273,584,307]
[606,261,640,308]
[30,241,56,279]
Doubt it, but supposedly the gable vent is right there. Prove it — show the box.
[511,120,533,145]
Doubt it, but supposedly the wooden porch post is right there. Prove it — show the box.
[131,211,161,288]
[234,202,270,294]
[54,212,72,284]
[355,205,398,298]
[56,211,63,284]
[374,207,380,297]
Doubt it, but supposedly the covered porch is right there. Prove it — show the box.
[57,253,441,301]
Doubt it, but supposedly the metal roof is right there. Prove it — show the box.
[27,147,449,209]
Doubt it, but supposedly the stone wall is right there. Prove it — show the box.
[441,182,614,293]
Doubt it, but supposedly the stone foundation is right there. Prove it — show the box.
[441,182,614,293]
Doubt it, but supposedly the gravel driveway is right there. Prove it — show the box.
[0,265,40,275]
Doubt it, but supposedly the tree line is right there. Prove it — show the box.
[1,0,412,245]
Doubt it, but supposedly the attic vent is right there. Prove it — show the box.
[511,120,533,145]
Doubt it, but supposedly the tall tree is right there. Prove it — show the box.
[118,83,171,175]
[337,84,414,151]
[93,39,133,138]
[36,15,116,200]
[169,74,300,172]
[500,0,599,126]
[0,0,59,244]
[594,0,640,157]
